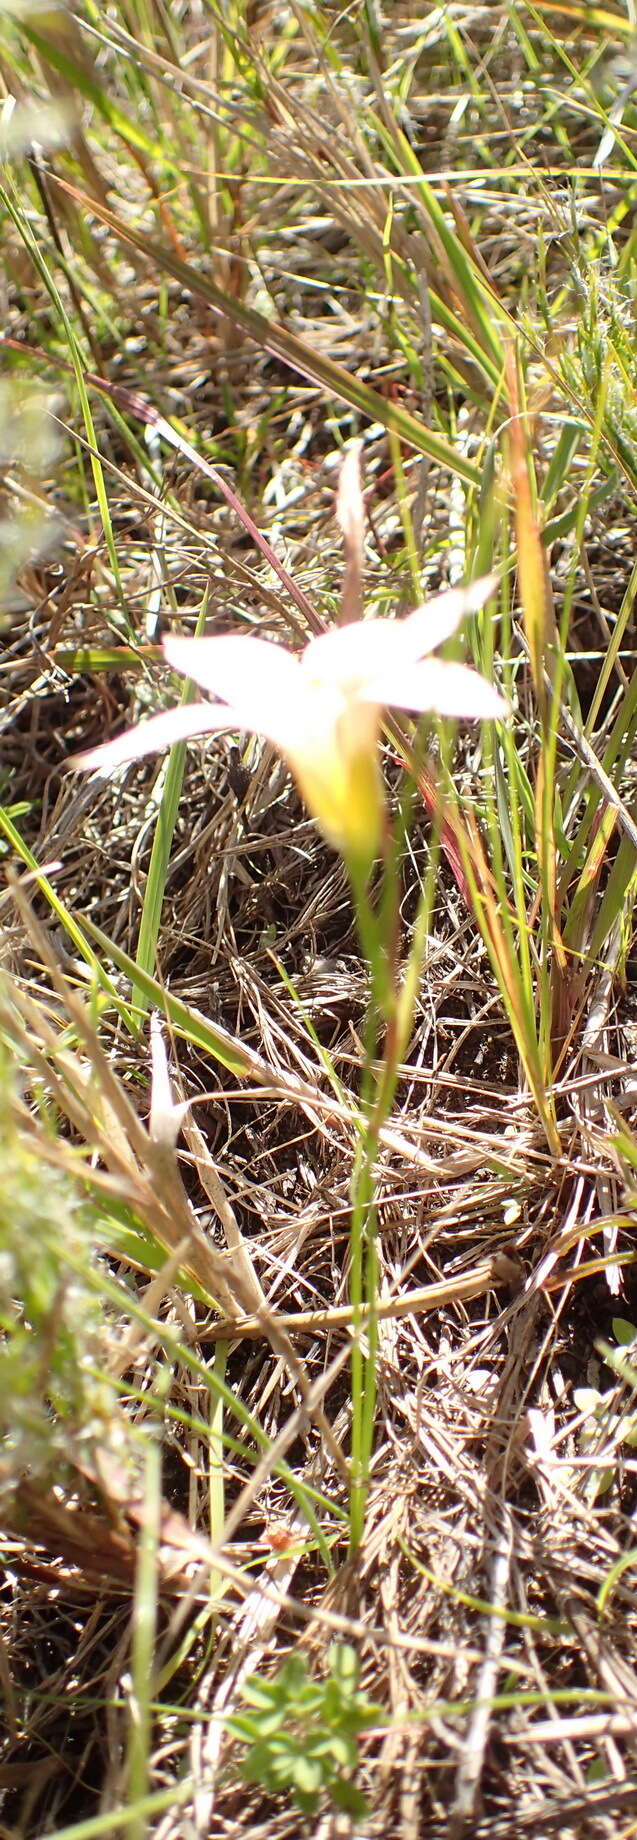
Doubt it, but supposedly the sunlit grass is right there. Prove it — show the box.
[3,0,637,1831]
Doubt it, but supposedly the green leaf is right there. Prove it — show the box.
[612,1317,637,1348]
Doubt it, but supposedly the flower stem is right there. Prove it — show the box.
[346,785,441,1548]
[346,848,397,1550]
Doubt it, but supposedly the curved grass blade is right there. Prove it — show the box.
[47,174,482,488]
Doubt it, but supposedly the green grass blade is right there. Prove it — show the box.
[134,591,210,1008]
[47,176,483,487]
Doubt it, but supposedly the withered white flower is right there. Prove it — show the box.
[73,449,505,869]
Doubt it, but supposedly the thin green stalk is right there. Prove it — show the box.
[29,1782,195,1840]
[135,588,210,1007]
[345,857,385,1551]
[344,747,446,1550]
[208,1339,227,1612]
[127,1432,161,1839]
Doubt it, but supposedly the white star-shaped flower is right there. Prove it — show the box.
[74,449,505,868]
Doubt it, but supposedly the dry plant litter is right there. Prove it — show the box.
[3,3,637,1837]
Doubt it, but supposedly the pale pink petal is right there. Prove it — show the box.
[336,441,364,625]
[336,440,364,552]
[361,656,506,720]
[163,635,300,729]
[402,573,499,658]
[71,701,240,774]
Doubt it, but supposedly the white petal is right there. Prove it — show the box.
[304,574,500,688]
[402,572,499,658]
[163,635,300,727]
[362,656,507,720]
[71,701,239,774]
[303,618,406,688]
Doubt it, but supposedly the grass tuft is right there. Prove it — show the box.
[4,3,637,1834]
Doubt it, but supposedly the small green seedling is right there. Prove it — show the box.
[574,1317,637,1501]
[226,1643,381,1818]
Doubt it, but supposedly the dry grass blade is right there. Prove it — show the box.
[200,1253,522,1343]
[5,3,637,1834]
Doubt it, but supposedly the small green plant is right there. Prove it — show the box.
[0,379,61,617]
[226,1643,381,1818]
[0,1023,126,1510]
[574,1317,637,1501]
